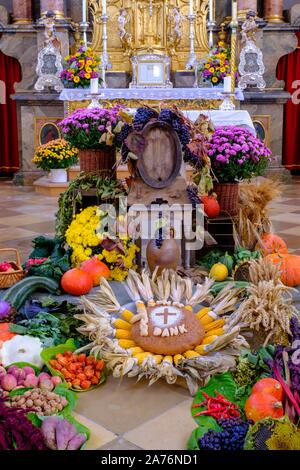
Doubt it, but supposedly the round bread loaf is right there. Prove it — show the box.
[131,306,205,356]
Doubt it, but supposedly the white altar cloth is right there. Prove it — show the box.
[183,110,255,135]
[59,87,244,102]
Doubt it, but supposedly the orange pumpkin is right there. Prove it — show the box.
[256,233,288,257]
[0,323,17,343]
[61,268,93,296]
[251,378,283,401]
[81,257,110,287]
[201,195,220,219]
[266,253,300,287]
[245,392,284,423]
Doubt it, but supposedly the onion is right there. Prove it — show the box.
[0,301,11,319]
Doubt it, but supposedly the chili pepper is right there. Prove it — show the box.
[192,391,240,420]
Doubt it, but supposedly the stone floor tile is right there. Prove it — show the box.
[72,412,116,450]
[98,437,143,451]
[124,400,195,450]
[76,375,188,435]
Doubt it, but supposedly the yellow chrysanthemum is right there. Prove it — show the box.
[212,77,218,83]
[85,73,91,79]
[73,76,80,83]
[209,67,215,73]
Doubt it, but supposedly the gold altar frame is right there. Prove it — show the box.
[252,115,271,147]
[34,117,62,148]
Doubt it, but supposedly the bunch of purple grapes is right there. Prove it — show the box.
[186,185,201,208]
[158,109,191,149]
[198,418,250,451]
[116,124,133,160]
[133,108,158,131]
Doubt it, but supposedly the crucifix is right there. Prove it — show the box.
[155,307,177,325]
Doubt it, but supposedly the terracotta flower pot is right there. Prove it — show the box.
[79,148,116,177]
[214,182,239,217]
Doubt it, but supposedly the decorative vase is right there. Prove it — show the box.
[146,229,180,275]
[79,148,116,177]
[49,168,68,183]
[213,182,239,216]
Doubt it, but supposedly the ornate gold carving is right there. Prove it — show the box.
[89,1,209,72]
[67,98,221,116]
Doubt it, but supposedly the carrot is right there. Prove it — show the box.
[49,359,57,367]
[86,356,95,365]
[81,380,91,390]
[96,359,105,371]
[95,371,101,379]
[64,351,73,358]
[0,323,17,342]
[68,363,77,373]
[57,356,68,366]
[56,353,63,359]
[78,354,86,363]
[85,369,94,379]
[91,377,99,385]
[77,373,87,381]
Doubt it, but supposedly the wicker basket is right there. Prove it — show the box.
[79,148,116,177]
[0,249,25,289]
[214,182,239,216]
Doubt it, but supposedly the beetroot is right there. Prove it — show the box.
[51,376,62,386]
[38,372,51,383]
[1,374,17,391]
[7,365,19,376]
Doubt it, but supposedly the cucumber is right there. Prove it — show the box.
[2,276,60,310]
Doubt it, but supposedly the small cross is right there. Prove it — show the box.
[155,308,177,325]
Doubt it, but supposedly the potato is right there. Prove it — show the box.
[31,392,39,400]
[24,391,31,398]
[26,399,34,407]
[34,399,42,407]
[18,397,26,405]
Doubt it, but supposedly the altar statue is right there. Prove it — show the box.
[167,7,185,55]
[43,11,61,50]
[118,8,132,56]
[241,10,258,45]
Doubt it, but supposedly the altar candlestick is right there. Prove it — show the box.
[102,0,107,16]
[209,0,214,22]
[232,1,238,22]
[90,78,99,94]
[189,0,193,16]
[224,76,232,93]
[82,0,87,23]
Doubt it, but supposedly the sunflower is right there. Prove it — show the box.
[212,77,218,83]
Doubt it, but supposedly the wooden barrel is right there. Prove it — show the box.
[137,121,182,189]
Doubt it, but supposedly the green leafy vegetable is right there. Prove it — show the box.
[26,236,71,281]
[10,304,88,349]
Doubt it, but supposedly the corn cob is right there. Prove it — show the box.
[163,356,173,364]
[204,328,224,337]
[196,307,211,320]
[114,318,132,331]
[130,347,144,355]
[185,305,193,311]
[202,335,218,345]
[195,345,209,355]
[204,319,225,333]
[115,329,132,340]
[118,339,136,349]
[152,355,164,364]
[200,311,219,326]
[135,352,152,365]
[121,310,134,322]
[184,350,200,359]
[174,354,184,365]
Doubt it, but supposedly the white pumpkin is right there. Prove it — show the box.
[0,335,44,368]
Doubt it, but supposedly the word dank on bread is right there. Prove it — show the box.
[131,305,205,355]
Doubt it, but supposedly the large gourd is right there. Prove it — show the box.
[266,253,300,287]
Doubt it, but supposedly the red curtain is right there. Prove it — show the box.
[277,31,300,171]
[0,50,22,172]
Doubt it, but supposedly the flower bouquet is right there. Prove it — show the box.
[60,45,101,89]
[33,139,79,183]
[65,206,139,281]
[207,126,272,215]
[198,41,236,87]
[59,107,128,174]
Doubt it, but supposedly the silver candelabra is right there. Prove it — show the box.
[186,14,197,70]
[101,13,112,88]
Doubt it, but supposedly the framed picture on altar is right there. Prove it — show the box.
[130,54,173,88]
[34,117,62,148]
[252,115,271,148]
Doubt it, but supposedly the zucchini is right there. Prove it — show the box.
[2,276,60,310]
[209,281,249,296]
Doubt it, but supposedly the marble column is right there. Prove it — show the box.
[238,1,257,19]
[12,0,32,24]
[40,0,65,19]
[264,0,284,23]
